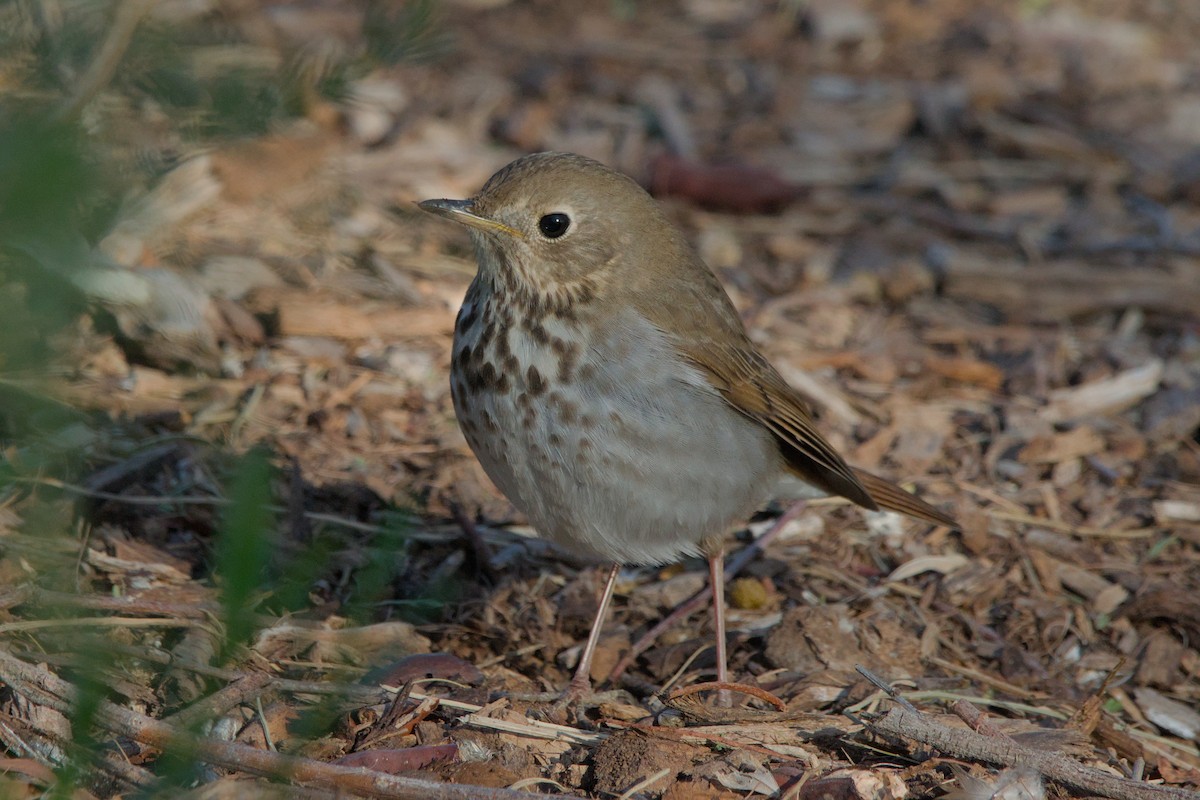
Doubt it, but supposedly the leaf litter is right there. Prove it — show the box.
[1,0,1199,798]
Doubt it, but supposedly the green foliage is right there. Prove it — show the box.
[214,447,277,658]
[2,1,447,144]
[0,116,108,372]
[0,115,106,502]
[344,511,413,622]
[122,19,290,138]
[364,0,449,65]
[0,3,450,786]
[0,117,95,234]
[54,647,116,795]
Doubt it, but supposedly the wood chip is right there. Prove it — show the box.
[1040,360,1164,423]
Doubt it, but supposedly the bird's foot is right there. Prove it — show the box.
[667,681,786,711]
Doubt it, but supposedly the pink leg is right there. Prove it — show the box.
[708,547,732,707]
[607,500,808,684]
[564,563,621,700]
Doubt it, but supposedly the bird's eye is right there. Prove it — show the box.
[537,213,571,239]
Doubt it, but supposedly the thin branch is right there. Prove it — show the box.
[871,707,1196,800]
[0,650,588,800]
[55,0,155,121]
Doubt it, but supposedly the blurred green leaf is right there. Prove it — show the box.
[214,447,277,658]
[364,0,449,65]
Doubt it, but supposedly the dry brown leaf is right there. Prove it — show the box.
[245,287,454,341]
[1018,426,1105,464]
[924,355,1005,391]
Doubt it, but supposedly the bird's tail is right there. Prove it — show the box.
[851,468,958,530]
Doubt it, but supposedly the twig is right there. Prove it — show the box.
[985,510,1153,539]
[164,672,273,730]
[83,443,183,496]
[634,77,696,159]
[844,690,1065,720]
[0,616,201,634]
[603,717,818,758]
[0,651,587,800]
[860,195,1200,258]
[55,0,155,121]
[949,699,1013,740]
[404,691,604,746]
[1040,234,1200,258]
[22,586,215,619]
[871,707,1196,800]
[926,655,1045,700]
[0,693,157,790]
[19,644,385,705]
[854,665,920,713]
[0,585,33,612]
[659,642,711,695]
[450,503,500,584]
[255,697,277,752]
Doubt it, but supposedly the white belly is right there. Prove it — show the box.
[452,303,781,565]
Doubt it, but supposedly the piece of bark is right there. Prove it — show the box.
[871,707,1194,800]
[1040,361,1163,423]
[942,260,1200,322]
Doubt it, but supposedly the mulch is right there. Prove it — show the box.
[1,1,1199,798]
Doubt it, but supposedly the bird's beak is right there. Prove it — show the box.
[417,198,525,239]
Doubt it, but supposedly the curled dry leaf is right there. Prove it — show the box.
[647,152,803,213]
[886,554,970,583]
[944,765,1045,800]
[363,652,485,688]
[252,619,431,665]
[690,749,779,796]
[789,769,910,800]
[1133,687,1200,740]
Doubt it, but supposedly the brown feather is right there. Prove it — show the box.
[850,468,958,529]
[677,338,877,510]
[637,252,952,527]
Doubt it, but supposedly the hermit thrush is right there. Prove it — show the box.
[420,152,955,703]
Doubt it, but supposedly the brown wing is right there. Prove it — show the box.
[852,468,958,529]
[690,341,959,528]
[637,255,954,527]
[680,337,878,511]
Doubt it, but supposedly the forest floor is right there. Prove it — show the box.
[1,1,1199,798]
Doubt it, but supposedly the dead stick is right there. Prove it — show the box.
[26,586,214,619]
[871,707,1195,800]
[949,698,1012,741]
[19,645,386,705]
[55,0,155,120]
[0,704,157,790]
[0,651,585,800]
[854,664,919,713]
[163,672,273,730]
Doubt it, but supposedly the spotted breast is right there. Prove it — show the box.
[449,277,783,566]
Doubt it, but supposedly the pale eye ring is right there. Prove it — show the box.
[537,213,571,239]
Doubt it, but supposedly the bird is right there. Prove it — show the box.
[418,152,956,705]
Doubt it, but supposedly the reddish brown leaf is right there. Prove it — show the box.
[647,153,803,213]
[364,652,485,688]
